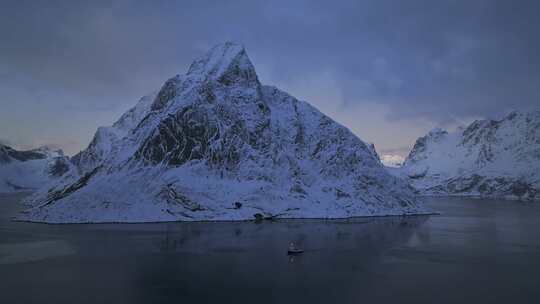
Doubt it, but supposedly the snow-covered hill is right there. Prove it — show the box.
[0,144,71,193]
[19,42,426,223]
[394,111,540,200]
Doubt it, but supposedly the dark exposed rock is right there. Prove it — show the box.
[135,105,219,166]
[335,188,351,199]
[160,184,204,211]
[408,169,428,179]
[290,183,307,195]
[425,175,538,200]
[152,76,181,111]
[447,174,483,193]
[42,166,102,207]
[253,213,264,222]
[49,157,70,177]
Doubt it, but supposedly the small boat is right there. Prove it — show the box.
[287,248,304,255]
[287,242,304,255]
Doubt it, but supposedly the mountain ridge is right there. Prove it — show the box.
[394,110,540,200]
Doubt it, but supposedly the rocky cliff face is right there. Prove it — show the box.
[0,144,71,193]
[20,42,425,223]
[396,111,540,200]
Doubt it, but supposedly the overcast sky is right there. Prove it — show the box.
[1,0,539,157]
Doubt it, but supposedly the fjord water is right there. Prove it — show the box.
[1,194,540,304]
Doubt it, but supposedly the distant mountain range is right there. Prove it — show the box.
[393,111,540,200]
[18,42,425,223]
[0,144,71,193]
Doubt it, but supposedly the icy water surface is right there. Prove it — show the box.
[1,193,540,303]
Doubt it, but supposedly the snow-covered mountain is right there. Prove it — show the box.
[394,111,540,200]
[19,42,425,223]
[0,144,71,193]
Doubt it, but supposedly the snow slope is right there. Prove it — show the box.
[380,154,405,168]
[394,111,540,200]
[0,145,71,193]
[19,42,426,223]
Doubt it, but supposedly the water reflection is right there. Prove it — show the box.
[119,217,428,304]
[3,194,540,303]
[0,240,76,264]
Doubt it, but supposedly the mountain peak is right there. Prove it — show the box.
[427,128,447,137]
[187,42,259,85]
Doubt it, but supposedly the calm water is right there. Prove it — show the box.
[1,194,540,304]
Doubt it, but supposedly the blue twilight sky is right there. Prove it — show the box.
[1,0,539,157]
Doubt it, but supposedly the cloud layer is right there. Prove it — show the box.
[1,0,539,155]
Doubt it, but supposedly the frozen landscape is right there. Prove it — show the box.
[3,2,540,304]
[18,42,426,223]
[393,111,540,200]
